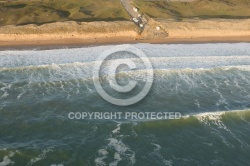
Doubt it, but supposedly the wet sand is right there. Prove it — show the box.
[0,36,250,50]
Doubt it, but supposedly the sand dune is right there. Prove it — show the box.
[0,21,138,41]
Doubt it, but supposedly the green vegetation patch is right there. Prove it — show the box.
[0,0,130,26]
[134,0,250,20]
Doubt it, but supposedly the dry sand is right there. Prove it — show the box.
[159,18,250,38]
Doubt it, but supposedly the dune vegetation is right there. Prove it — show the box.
[1,0,250,26]
[0,0,130,26]
[133,0,250,20]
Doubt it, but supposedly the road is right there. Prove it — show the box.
[120,0,138,18]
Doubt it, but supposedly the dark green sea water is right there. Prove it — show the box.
[0,43,250,166]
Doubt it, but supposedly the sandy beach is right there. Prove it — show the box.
[0,19,250,49]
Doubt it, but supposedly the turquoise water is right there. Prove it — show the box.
[0,43,250,166]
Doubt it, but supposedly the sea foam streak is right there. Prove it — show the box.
[0,43,250,68]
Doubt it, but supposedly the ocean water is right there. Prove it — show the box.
[0,43,250,166]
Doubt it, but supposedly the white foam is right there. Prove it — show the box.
[107,137,136,165]
[109,153,122,166]
[95,124,136,166]
[17,90,26,100]
[1,92,9,98]
[108,138,128,154]
[1,43,250,69]
[0,83,11,99]
[194,99,201,108]
[191,110,250,148]
[112,124,121,134]
[94,149,109,166]
[26,148,53,166]
[185,109,250,119]
[151,143,173,166]
[0,151,15,166]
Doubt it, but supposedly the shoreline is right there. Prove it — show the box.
[0,36,250,50]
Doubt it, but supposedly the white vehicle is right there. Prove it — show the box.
[132,18,139,23]
[133,7,138,12]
